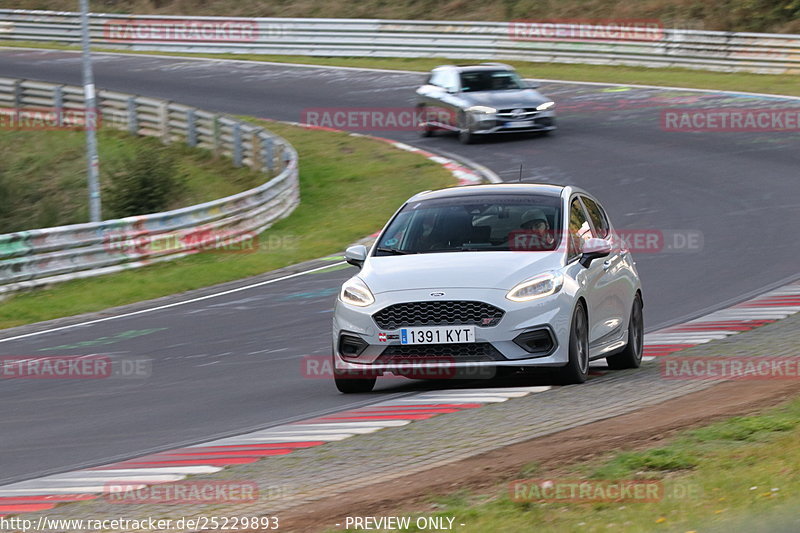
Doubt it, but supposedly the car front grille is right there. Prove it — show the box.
[372,301,504,329]
[377,342,506,363]
[497,108,539,119]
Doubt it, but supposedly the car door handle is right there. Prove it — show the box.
[603,260,612,270]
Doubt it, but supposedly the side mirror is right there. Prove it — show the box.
[579,238,612,268]
[445,86,458,94]
[344,244,368,269]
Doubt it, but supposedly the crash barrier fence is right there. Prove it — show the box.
[1,10,799,74]
[0,76,299,294]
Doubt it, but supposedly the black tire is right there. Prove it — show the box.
[606,294,644,370]
[458,112,474,144]
[555,301,589,384]
[417,105,433,137]
[334,372,376,393]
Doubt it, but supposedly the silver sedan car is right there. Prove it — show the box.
[332,184,643,393]
[416,63,556,144]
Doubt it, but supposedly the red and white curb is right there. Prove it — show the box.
[0,387,550,516]
[1,280,798,517]
[642,280,800,361]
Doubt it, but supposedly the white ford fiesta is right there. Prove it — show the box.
[332,183,643,393]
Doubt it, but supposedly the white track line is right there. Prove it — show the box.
[88,467,222,475]
[0,261,346,344]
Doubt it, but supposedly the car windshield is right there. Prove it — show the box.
[375,194,563,255]
[459,70,525,92]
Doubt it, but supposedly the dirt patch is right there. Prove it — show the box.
[279,379,800,532]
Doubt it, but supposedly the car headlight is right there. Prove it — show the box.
[340,277,375,307]
[506,272,564,302]
[536,101,555,111]
[466,105,497,115]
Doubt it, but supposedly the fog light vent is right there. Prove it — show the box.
[339,334,368,358]
[513,329,556,355]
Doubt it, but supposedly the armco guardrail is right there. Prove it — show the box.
[0,77,299,294]
[1,10,799,74]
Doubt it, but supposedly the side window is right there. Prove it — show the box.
[568,198,594,260]
[581,196,610,239]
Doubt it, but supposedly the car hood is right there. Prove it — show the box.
[462,89,550,109]
[359,252,562,294]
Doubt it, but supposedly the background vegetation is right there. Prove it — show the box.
[6,0,800,33]
[0,129,263,232]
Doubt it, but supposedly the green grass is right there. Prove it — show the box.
[3,40,798,98]
[0,120,454,329]
[359,397,800,533]
[0,128,264,232]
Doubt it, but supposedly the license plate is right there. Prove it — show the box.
[400,326,476,345]
[507,120,534,128]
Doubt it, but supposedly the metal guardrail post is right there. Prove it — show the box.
[251,129,262,171]
[158,101,170,143]
[53,85,64,128]
[232,123,243,167]
[186,109,197,147]
[127,96,138,135]
[11,79,21,109]
[213,115,222,157]
[263,135,274,173]
[282,145,291,171]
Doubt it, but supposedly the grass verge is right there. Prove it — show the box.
[0,129,265,232]
[0,121,454,329]
[2,41,799,98]
[369,395,800,532]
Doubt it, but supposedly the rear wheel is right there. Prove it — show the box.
[606,294,644,369]
[555,301,589,384]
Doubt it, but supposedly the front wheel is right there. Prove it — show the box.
[458,112,474,144]
[554,301,589,384]
[417,105,434,137]
[606,294,644,369]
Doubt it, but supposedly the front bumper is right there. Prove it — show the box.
[469,111,556,135]
[332,287,573,374]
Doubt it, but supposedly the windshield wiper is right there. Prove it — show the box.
[375,247,413,255]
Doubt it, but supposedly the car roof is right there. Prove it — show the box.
[433,63,515,73]
[408,183,566,202]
